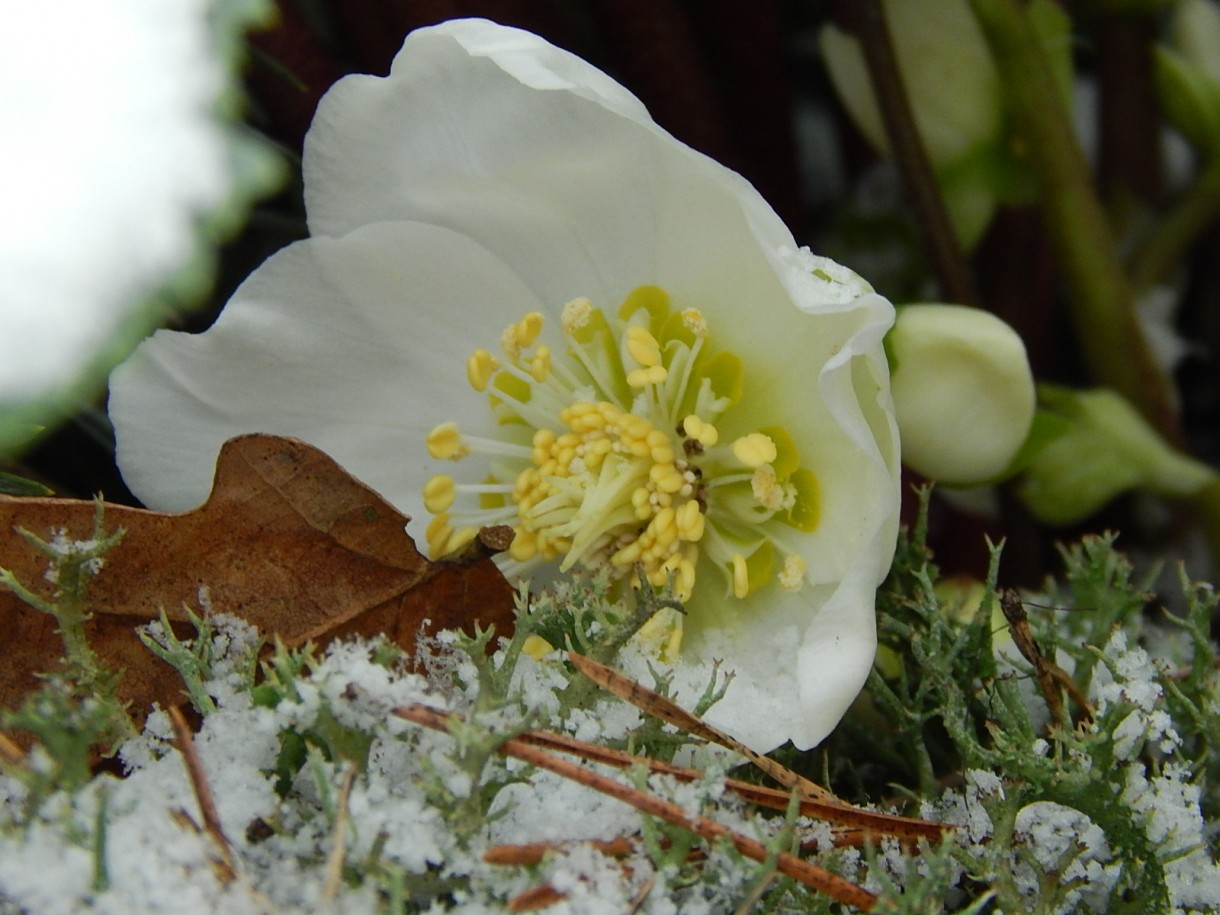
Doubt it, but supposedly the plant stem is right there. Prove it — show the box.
[1129,154,1220,290]
[968,0,1182,446]
[848,0,980,306]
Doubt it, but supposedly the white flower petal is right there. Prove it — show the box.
[671,289,898,751]
[302,19,815,318]
[112,220,545,524]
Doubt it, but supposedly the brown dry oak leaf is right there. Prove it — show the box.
[0,433,516,724]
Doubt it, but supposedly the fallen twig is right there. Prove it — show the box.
[169,705,236,884]
[567,651,839,804]
[395,702,880,911]
[319,764,357,907]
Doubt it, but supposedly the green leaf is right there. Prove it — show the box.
[1155,46,1220,156]
[0,470,52,497]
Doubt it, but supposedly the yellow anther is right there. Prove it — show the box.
[627,365,668,388]
[637,608,683,660]
[652,506,677,541]
[500,312,542,360]
[423,475,456,514]
[662,553,697,602]
[516,312,544,348]
[631,488,652,519]
[682,414,719,447]
[427,422,468,460]
[510,529,539,562]
[532,429,556,464]
[675,500,705,541]
[522,634,556,660]
[780,553,807,591]
[444,526,478,555]
[423,286,817,615]
[653,468,686,494]
[626,326,663,367]
[466,348,499,392]
[612,540,643,566]
[732,432,777,469]
[681,308,708,337]
[651,444,676,465]
[731,553,750,599]
[561,297,593,333]
[425,513,454,556]
[529,344,551,382]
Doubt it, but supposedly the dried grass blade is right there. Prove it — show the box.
[485,837,637,866]
[394,703,878,911]
[568,652,837,804]
[319,764,357,906]
[517,723,944,840]
[507,884,567,911]
[0,732,25,766]
[168,705,236,883]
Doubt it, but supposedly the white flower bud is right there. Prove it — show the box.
[818,0,1003,169]
[1171,0,1220,86]
[889,304,1035,484]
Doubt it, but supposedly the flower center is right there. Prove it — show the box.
[423,286,819,603]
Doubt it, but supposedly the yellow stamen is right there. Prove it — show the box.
[509,528,539,562]
[732,432,777,468]
[682,414,719,447]
[516,312,544,348]
[529,345,551,382]
[637,608,684,661]
[675,500,705,541]
[423,291,822,627]
[627,365,668,388]
[731,552,749,599]
[423,475,456,514]
[500,311,544,360]
[626,326,662,367]
[444,525,478,555]
[427,422,469,460]
[426,513,453,556]
[467,348,499,392]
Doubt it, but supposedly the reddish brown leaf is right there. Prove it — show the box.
[0,434,515,728]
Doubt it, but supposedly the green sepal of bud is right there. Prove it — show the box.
[1018,385,1218,525]
[1155,0,1220,156]
[1155,46,1220,156]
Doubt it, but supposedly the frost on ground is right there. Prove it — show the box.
[2,532,1220,913]
[0,610,802,914]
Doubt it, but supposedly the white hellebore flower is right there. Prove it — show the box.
[109,19,900,752]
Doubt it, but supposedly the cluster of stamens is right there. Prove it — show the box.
[422,287,820,606]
